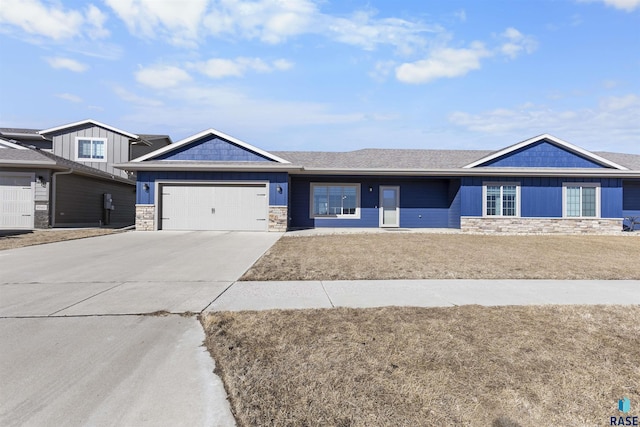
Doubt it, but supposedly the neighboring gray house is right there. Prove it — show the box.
[0,120,171,229]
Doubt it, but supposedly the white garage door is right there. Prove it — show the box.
[0,174,34,229]
[160,184,268,231]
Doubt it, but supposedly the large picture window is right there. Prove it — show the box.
[310,183,360,218]
[483,182,520,217]
[563,183,600,217]
[76,137,107,161]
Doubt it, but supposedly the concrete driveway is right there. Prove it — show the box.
[0,230,282,426]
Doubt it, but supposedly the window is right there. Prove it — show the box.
[310,183,360,218]
[483,182,520,217]
[563,183,600,217]
[76,137,107,161]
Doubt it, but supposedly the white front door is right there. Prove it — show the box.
[379,186,399,227]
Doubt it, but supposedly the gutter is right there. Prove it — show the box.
[51,169,73,228]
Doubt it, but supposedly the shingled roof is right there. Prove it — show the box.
[272,149,640,171]
[0,142,134,184]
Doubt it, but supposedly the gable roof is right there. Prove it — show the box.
[0,137,29,149]
[0,127,51,142]
[39,119,139,139]
[462,134,629,170]
[0,142,134,183]
[133,128,291,163]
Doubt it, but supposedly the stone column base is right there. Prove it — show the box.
[269,206,288,231]
[461,217,622,234]
[136,204,155,231]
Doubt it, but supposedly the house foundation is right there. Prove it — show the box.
[461,217,622,234]
[135,204,287,231]
[268,206,288,231]
[135,204,155,231]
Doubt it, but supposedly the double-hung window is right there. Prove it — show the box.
[310,183,360,218]
[563,183,600,217]
[483,182,520,217]
[76,137,107,162]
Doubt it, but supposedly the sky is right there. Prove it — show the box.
[0,0,639,154]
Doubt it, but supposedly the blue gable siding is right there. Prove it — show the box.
[461,177,623,218]
[289,176,459,229]
[156,135,272,162]
[137,171,288,206]
[481,140,606,168]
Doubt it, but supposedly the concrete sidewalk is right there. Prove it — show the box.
[206,279,640,311]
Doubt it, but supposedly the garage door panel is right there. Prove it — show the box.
[0,174,34,229]
[160,184,268,231]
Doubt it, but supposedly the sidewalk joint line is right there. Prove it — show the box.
[48,282,125,316]
[320,281,335,308]
[200,281,237,313]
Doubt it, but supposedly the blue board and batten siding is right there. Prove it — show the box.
[461,177,623,218]
[481,140,606,168]
[155,134,272,162]
[289,176,461,229]
[137,171,288,206]
[136,134,287,206]
[623,180,640,229]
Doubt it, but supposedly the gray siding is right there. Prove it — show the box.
[52,125,131,179]
[55,174,135,227]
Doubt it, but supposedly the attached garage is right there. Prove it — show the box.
[0,173,34,229]
[159,183,269,231]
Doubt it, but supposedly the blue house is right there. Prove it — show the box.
[116,130,640,233]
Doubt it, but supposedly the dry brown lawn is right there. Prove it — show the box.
[241,234,640,281]
[203,305,640,427]
[0,229,118,250]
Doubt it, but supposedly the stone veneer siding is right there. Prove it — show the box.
[461,217,622,234]
[268,206,288,231]
[136,204,155,231]
[34,202,50,228]
[135,204,287,231]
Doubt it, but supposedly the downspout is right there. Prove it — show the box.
[51,169,73,228]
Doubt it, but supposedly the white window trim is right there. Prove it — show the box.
[482,181,521,217]
[562,182,601,218]
[75,137,107,162]
[309,183,361,219]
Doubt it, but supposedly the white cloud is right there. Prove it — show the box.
[105,0,207,46]
[599,94,639,110]
[273,59,294,71]
[395,42,491,84]
[369,60,396,81]
[0,0,108,41]
[135,65,192,89]
[579,0,640,11]
[394,27,536,84]
[324,10,439,55]
[498,27,538,59]
[189,57,294,79]
[103,0,438,53]
[85,5,110,39]
[203,0,319,44]
[56,93,83,103]
[113,86,164,107]
[448,94,640,149]
[45,57,89,72]
[118,82,365,143]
